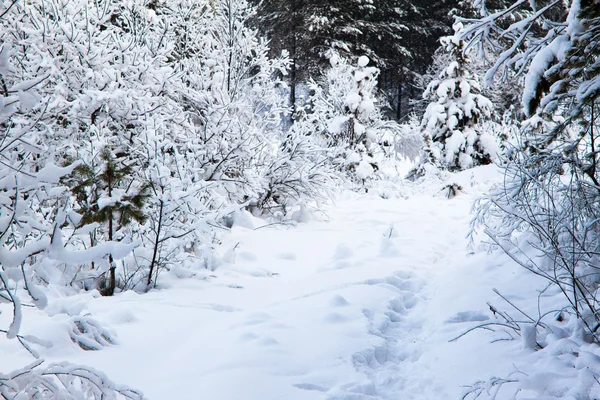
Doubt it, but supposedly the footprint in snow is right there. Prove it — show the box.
[277,252,297,260]
[259,337,279,346]
[293,383,329,392]
[330,295,350,307]
[389,298,408,315]
[445,311,489,323]
[238,332,259,342]
[324,312,349,323]
[334,244,354,260]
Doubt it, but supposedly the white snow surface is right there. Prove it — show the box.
[2,166,553,399]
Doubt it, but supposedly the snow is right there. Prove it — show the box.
[328,115,349,134]
[355,159,374,179]
[345,91,361,112]
[2,165,566,400]
[358,98,375,118]
[477,131,498,159]
[357,56,370,68]
[445,130,466,163]
[522,34,571,116]
[0,44,11,75]
[17,90,40,111]
[36,161,81,184]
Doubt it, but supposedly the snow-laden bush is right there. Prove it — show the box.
[0,360,142,399]
[0,7,143,394]
[2,0,337,293]
[162,0,288,202]
[465,0,600,397]
[457,290,600,400]
[257,128,338,215]
[156,0,335,219]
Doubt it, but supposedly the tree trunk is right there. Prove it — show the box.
[147,200,164,287]
[396,82,402,121]
[290,0,297,118]
[106,169,116,296]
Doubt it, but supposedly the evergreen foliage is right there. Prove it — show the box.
[414,24,496,174]
[250,0,460,116]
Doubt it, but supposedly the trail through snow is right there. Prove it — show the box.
[4,167,534,399]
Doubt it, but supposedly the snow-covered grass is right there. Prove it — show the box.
[2,165,597,399]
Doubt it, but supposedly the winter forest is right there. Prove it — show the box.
[1,0,599,398]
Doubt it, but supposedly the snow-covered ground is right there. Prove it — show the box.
[1,166,553,399]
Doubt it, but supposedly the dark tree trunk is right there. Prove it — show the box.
[147,200,164,287]
[290,0,297,118]
[396,82,402,121]
[106,169,116,296]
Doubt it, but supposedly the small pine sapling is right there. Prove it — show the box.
[65,148,150,296]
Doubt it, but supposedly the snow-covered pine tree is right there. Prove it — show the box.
[305,53,401,184]
[250,0,461,118]
[66,148,150,295]
[416,23,496,172]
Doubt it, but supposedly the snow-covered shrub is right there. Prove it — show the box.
[0,360,142,399]
[135,122,221,288]
[163,0,289,205]
[465,0,600,396]
[0,7,142,393]
[155,0,336,220]
[416,23,496,173]
[467,0,600,341]
[458,292,600,400]
[257,128,338,215]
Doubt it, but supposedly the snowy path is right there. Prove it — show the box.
[17,169,526,399]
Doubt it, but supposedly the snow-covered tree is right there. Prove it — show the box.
[0,0,175,293]
[66,148,150,295]
[250,0,461,117]
[417,24,496,172]
[466,0,600,342]
[305,53,402,183]
[164,0,289,207]
[0,3,143,394]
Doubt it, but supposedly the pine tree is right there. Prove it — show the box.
[304,53,401,183]
[417,24,496,172]
[66,148,149,296]
[251,0,461,117]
